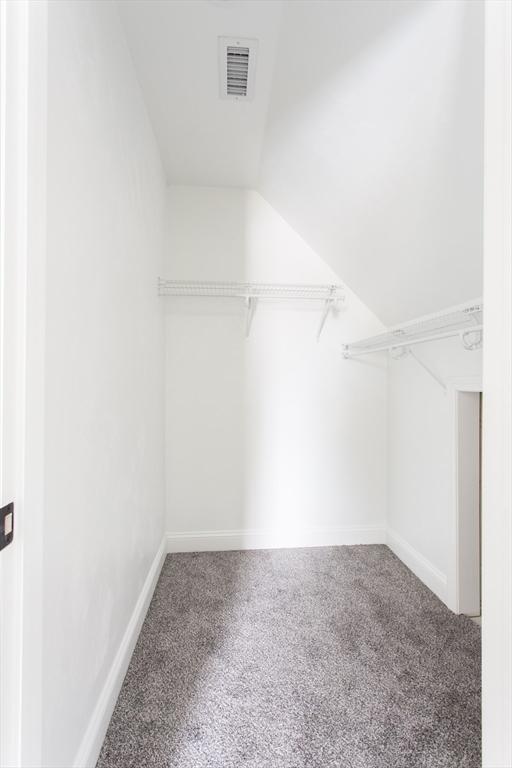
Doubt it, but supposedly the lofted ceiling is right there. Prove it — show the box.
[117,0,484,325]
[116,0,283,188]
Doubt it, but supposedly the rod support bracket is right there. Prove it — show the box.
[408,349,447,392]
[460,329,483,351]
[245,295,257,337]
[317,287,339,341]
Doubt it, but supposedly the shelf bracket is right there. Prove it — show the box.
[245,296,257,337]
[407,349,446,392]
[388,346,446,391]
[317,288,337,341]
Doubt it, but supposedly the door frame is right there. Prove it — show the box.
[0,1,28,762]
[482,1,512,765]
[0,1,47,766]
[445,376,483,615]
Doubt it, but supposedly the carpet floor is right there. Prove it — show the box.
[97,545,481,768]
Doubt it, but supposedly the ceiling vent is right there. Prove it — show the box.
[218,37,258,101]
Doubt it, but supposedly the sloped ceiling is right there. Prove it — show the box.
[116,0,283,187]
[117,0,484,325]
[258,0,484,324]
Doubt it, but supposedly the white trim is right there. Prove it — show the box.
[454,391,481,616]
[444,375,483,391]
[19,1,47,763]
[482,1,512,764]
[0,1,48,763]
[166,525,386,553]
[445,376,483,614]
[386,528,447,604]
[73,538,167,768]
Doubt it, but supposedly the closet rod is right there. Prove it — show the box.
[344,325,483,358]
[343,301,483,358]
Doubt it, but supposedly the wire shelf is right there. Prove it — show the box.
[158,279,344,302]
[158,279,345,339]
[344,301,483,357]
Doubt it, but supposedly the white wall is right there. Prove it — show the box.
[165,186,387,550]
[387,336,482,608]
[259,0,484,326]
[44,2,166,765]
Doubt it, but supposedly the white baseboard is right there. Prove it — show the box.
[73,537,167,768]
[386,528,448,605]
[166,525,386,553]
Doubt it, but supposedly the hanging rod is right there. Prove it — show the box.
[158,279,345,339]
[343,301,483,359]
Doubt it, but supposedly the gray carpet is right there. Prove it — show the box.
[97,545,481,768]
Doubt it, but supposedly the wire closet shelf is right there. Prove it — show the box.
[157,279,345,338]
[343,302,483,358]
[157,279,344,301]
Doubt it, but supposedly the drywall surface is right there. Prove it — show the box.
[165,186,387,546]
[259,0,484,325]
[117,0,484,324]
[387,337,482,607]
[117,0,283,187]
[44,2,165,765]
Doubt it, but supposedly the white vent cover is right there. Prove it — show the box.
[218,37,258,101]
